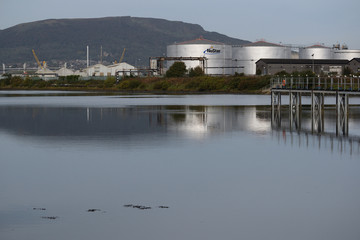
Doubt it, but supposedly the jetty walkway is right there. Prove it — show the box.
[270,76,360,136]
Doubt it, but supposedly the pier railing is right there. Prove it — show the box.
[271,76,360,91]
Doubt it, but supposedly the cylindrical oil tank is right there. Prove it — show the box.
[232,41,291,75]
[167,38,233,75]
[299,45,333,59]
[333,49,360,60]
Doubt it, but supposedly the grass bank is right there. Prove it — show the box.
[0,75,271,94]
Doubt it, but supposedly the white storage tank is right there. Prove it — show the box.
[232,41,291,75]
[333,49,360,60]
[167,37,233,75]
[299,45,333,59]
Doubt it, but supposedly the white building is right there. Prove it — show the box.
[56,67,75,77]
[84,64,110,77]
[74,70,87,77]
[35,68,57,80]
[83,62,137,77]
[108,62,137,76]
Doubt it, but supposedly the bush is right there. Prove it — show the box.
[152,80,170,90]
[234,72,244,76]
[117,79,141,90]
[10,76,23,87]
[1,74,12,86]
[104,76,116,88]
[35,80,49,88]
[166,62,187,77]
[275,70,290,77]
[189,66,204,77]
[185,79,200,89]
[22,77,36,87]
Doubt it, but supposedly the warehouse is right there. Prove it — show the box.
[56,66,75,77]
[347,58,360,74]
[255,59,349,75]
[108,62,137,76]
[84,62,137,77]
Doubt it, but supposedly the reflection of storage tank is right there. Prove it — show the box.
[167,37,233,75]
[232,41,291,75]
[299,45,333,59]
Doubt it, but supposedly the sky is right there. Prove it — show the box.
[0,0,359,49]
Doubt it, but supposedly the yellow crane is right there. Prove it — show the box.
[32,49,45,69]
[114,48,126,64]
[119,48,126,64]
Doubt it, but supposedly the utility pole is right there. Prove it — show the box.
[312,53,315,74]
[100,45,103,64]
[87,46,89,68]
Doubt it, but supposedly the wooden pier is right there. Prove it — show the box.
[270,76,360,136]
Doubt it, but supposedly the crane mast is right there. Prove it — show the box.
[119,48,126,64]
[32,49,43,69]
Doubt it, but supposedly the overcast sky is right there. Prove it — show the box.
[1,0,359,48]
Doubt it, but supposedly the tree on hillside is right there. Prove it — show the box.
[166,62,187,77]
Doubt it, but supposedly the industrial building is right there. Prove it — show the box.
[35,68,57,80]
[347,58,360,74]
[166,38,360,76]
[255,59,349,75]
[56,66,75,77]
[83,62,137,77]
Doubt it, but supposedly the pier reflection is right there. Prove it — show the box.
[272,130,360,156]
[271,105,360,155]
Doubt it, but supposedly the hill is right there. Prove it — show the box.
[0,16,250,68]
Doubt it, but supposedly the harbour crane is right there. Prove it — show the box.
[32,49,47,69]
[114,48,126,64]
[119,48,126,64]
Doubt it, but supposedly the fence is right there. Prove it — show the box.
[271,76,360,91]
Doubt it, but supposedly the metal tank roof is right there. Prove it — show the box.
[242,41,284,47]
[305,45,330,49]
[174,36,225,45]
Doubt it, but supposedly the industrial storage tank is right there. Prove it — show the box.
[167,37,233,75]
[232,41,291,75]
[333,49,360,60]
[299,45,333,59]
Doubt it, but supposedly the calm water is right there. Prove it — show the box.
[1,91,360,240]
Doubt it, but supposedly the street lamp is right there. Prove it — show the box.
[312,53,315,74]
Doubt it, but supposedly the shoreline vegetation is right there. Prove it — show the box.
[0,75,271,94]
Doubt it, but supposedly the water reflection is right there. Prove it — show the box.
[0,105,271,142]
[1,96,360,240]
[272,130,360,156]
[0,105,359,155]
[271,105,360,155]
